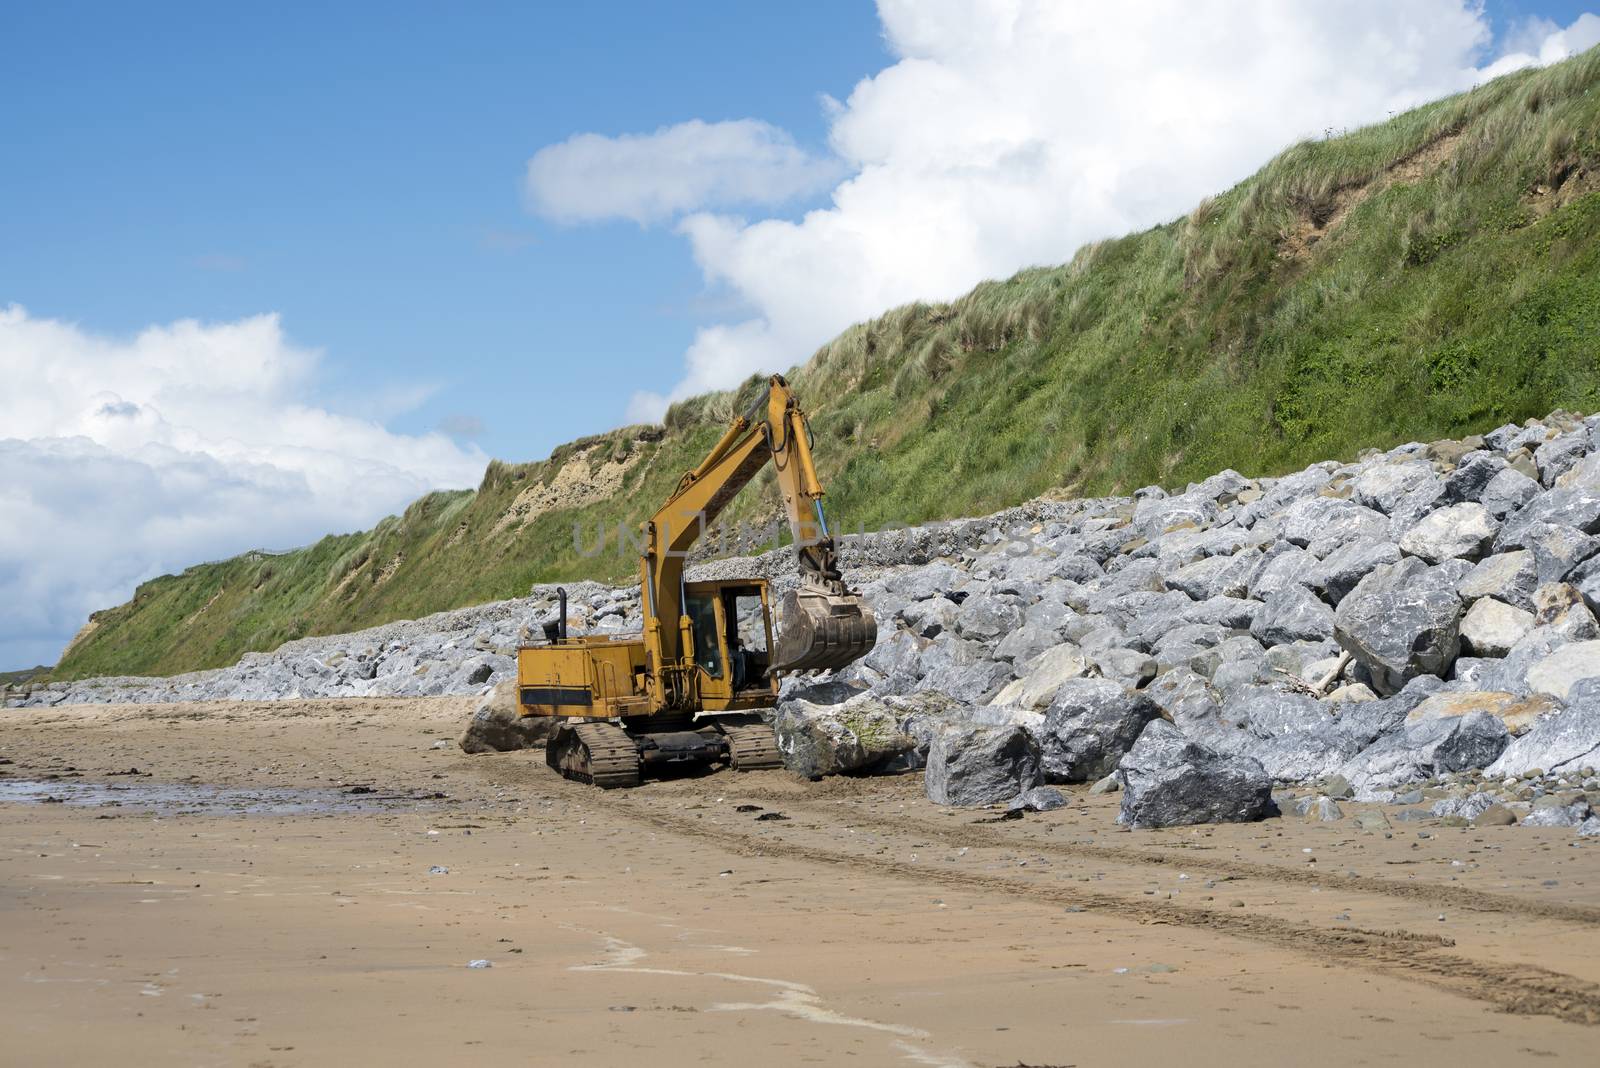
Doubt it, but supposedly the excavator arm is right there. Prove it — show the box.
[640,374,876,685]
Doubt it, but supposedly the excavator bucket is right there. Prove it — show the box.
[772,586,878,673]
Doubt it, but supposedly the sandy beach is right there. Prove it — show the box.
[4,698,1600,1066]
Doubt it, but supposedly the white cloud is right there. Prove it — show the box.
[529,2,1599,420]
[1482,12,1600,79]
[525,118,842,225]
[0,306,488,668]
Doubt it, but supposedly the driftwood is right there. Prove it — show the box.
[1272,650,1352,699]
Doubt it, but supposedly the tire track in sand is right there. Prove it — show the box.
[812,802,1600,928]
[595,794,1600,1026]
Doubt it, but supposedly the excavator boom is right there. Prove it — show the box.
[640,374,877,678]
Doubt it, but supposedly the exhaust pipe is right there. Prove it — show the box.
[541,587,570,645]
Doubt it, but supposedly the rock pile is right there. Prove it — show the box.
[785,410,1600,831]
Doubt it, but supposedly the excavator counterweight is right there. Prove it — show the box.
[515,374,877,786]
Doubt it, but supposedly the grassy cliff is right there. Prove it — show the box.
[54,48,1600,679]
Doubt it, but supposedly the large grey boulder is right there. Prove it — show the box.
[1249,546,1320,600]
[1520,523,1600,584]
[1143,665,1224,735]
[1165,554,1252,600]
[1457,550,1538,611]
[924,723,1042,806]
[1274,498,1390,549]
[1051,554,1106,584]
[774,692,914,778]
[1117,720,1276,828]
[1557,452,1600,492]
[1334,558,1463,695]
[919,637,1014,703]
[1133,492,1219,538]
[884,562,965,602]
[1353,461,1437,515]
[1532,582,1600,639]
[993,622,1060,665]
[991,643,1092,709]
[1525,640,1600,700]
[1404,689,1555,735]
[458,681,556,753]
[1211,686,1364,782]
[953,594,1023,641]
[1338,712,1509,798]
[1495,489,1600,552]
[1443,452,1508,504]
[1536,433,1590,486]
[900,596,960,638]
[1311,537,1401,604]
[1250,585,1335,646]
[1480,468,1542,520]
[1487,688,1600,777]
[1398,503,1497,563]
[1459,598,1535,658]
[1523,798,1594,827]
[1040,678,1162,783]
[1009,785,1068,812]
[885,690,969,758]
[1093,648,1159,688]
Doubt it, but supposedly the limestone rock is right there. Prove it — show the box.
[1521,798,1593,827]
[458,681,555,754]
[774,692,914,778]
[1311,537,1402,605]
[991,644,1091,710]
[1334,558,1463,696]
[1117,720,1276,828]
[1398,502,1497,563]
[924,723,1042,807]
[1457,550,1538,611]
[1274,498,1389,549]
[1487,685,1600,777]
[1526,641,1600,700]
[1040,678,1162,783]
[1293,795,1344,821]
[1339,712,1509,797]
[1093,648,1158,689]
[1459,598,1535,657]
[1495,489,1600,552]
[1250,585,1336,646]
[1009,785,1068,812]
[1404,689,1556,735]
[1479,468,1541,520]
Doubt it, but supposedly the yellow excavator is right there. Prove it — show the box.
[516,374,878,787]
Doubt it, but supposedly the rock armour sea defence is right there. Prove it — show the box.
[17,411,1600,832]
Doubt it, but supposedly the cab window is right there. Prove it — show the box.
[686,595,722,678]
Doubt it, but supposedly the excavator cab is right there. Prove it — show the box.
[681,579,777,710]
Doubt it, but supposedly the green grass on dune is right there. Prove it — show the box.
[52,47,1600,681]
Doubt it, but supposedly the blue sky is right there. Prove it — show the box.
[1,1,885,461]
[3,1,1598,670]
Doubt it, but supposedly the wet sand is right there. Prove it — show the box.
[4,698,1600,1066]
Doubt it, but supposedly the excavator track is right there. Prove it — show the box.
[546,722,641,789]
[718,720,783,772]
